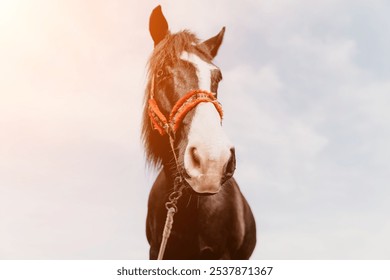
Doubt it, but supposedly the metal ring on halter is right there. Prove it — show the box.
[174,176,182,185]
[165,201,178,213]
[168,191,182,201]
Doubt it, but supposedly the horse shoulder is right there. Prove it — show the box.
[230,178,257,259]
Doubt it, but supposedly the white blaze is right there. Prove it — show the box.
[180,51,217,89]
[180,51,232,193]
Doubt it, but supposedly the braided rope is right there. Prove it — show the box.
[156,131,186,260]
[157,207,175,260]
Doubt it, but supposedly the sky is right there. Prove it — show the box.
[1,0,390,259]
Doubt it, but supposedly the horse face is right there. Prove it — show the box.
[178,51,236,194]
[149,6,236,194]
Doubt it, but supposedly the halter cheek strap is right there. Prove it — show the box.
[148,87,223,136]
[148,98,169,135]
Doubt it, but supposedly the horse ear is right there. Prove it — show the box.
[149,5,169,47]
[200,27,225,58]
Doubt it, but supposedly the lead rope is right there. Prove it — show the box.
[157,127,186,260]
[150,76,187,260]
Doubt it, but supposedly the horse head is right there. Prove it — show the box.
[143,6,236,194]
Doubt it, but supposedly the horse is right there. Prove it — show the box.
[142,5,256,260]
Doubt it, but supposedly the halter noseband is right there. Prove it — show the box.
[148,81,223,136]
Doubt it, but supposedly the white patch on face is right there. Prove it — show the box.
[180,51,233,193]
[180,51,217,91]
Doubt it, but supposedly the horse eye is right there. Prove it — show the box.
[156,69,164,77]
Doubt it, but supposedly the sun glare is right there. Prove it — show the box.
[0,0,30,37]
[0,0,23,19]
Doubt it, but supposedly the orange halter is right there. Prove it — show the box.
[148,89,224,136]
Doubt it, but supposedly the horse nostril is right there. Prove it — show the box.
[225,148,236,178]
[190,147,201,168]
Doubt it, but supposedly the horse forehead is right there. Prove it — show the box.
[180,51,217,73]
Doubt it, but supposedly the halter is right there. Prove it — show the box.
[147,75,224,260]
[148,78,224,136]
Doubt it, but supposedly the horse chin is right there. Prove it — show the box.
[184,176,222,195]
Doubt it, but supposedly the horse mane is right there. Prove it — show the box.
[142,30,211,169]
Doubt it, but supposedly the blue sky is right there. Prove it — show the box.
[1,0,389,259]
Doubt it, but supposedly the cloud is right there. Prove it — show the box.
[214,0,390,259]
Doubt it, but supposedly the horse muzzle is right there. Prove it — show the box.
[184,146,236,194]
